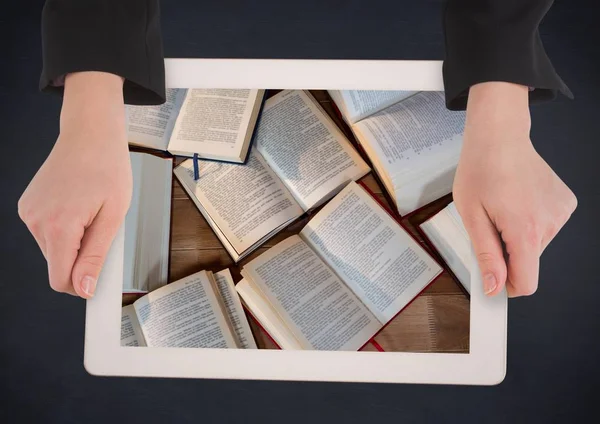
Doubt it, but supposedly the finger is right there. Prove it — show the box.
[44,221,83,296]
[461,208,507,296]
[505,239,540,297]
[71,205,122,299]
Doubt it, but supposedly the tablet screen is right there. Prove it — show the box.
[119,88,470,355]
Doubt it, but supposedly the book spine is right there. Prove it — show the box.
[239,89,270,165]
[358,180,442,263]
[358,181,448,339]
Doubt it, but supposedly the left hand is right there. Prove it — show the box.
[18,72,131,298]
[453,82,577,297]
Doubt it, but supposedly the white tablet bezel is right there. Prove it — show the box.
[84,59,508,385]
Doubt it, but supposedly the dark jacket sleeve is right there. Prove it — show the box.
[443,0,572,111]
[40,0,165,105]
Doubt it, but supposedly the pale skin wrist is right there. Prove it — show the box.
[60,72,127,145]
[465,82,532,149]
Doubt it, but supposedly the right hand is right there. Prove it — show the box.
[18,72,131,298]
[453,82,577,298]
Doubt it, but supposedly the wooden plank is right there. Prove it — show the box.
[172,179,188,200]
[429,294,470,352]
[372,296,435,352]
[373,294,469,353]
[422,273,466,296]
[170,199,224,250]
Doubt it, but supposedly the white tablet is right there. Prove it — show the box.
[84,59,508,385]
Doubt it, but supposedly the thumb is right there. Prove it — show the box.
[461,208,507,296]
[71,206,122,299]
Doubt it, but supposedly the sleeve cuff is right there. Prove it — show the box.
[442,0,572,111]
[40,0,165,106]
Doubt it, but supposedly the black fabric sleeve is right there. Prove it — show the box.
[40,0,165,105]
[442,0,572,111]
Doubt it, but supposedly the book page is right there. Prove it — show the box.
[353,91,464,179]
[352,91,465,214]
[121,305,146,347]
[123,153,171,292]
[173,151,303,255]
[255,90,370,211]
[133,271,238,348]
[122,154,143,292]
[236,278,304,350]
[213,269,257,348]
[421,202,471,293]
[168,89,263,161]
[329,90,417,124]
[301,182,442,323]
[242,235,381,351]
[126,88,187,150]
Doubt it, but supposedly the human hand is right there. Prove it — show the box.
[18,72,132,298]
[453,82,577,298]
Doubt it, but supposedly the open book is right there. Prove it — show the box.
[123,152,172,293]
[328,90,466,215]
[173,90,371,262]
[236,181,442,350]
[419,202,471,294]
[126,89,265,163]
[121,269,257,349]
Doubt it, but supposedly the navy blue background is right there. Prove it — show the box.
[1,1,598,422]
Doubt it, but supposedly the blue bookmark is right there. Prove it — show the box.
[193,153,200,180]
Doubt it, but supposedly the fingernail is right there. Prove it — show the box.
[81,276,96,298]
[484,273,497,295]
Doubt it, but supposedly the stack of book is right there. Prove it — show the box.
[120,89,471,352]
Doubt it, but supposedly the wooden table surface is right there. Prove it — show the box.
[126,90,470,353]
